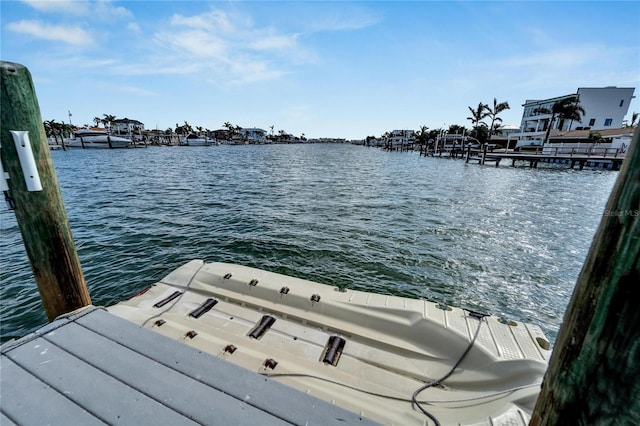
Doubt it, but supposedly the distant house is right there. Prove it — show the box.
[495,124,521,137]
[513,86,635,146]
[113,118,145,135]
[240,128,268,143]
[387,130,415,148]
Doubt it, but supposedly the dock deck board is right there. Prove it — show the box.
[1,306,377,426]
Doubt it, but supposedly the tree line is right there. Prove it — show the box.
[42,113,303,144]
[384,95,600,148]
[43,103,637,147]
[367,98,512,147]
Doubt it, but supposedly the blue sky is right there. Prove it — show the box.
[1,0,639,139]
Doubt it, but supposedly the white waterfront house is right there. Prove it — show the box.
[240,127,268,143]
[513,86,635,147]
[112,118,145,135]
[386,129,415,148]
[495,124,521,137]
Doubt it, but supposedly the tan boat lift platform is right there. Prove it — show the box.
[0,306,378,425]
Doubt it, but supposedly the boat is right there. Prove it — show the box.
[65,129,132,149]
[180,133,212,146]
[109,259,551,426]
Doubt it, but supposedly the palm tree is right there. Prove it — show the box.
[467,102,489,144]
[222,122,235,140]
[102,114,117,133]
[278,129,289,142]
[623,112,638,128]
[43,120,58,144]
[43,120,70,150]
[467,102,489,128]
[234,125,243,139]
[534,96,585,146]
[484,98,510,138]
[61,122,74,146]
[427,129,441,143]
[415,125,430,145]
[447,124,466,135]
[588,131,605,146]
[93,117,101,127]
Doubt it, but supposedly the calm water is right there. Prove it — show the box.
[0,144,618,344]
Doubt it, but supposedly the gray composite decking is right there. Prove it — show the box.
[0,306,378,426]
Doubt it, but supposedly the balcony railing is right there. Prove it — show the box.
[540,146,624,157]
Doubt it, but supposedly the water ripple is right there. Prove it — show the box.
[1,144,616,344]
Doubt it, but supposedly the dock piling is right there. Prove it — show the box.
[530,127,640,425]
[0,61,91,321]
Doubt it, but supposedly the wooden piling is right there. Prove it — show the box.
[480,144,487,165]
[530,127,640,425]
[0,61,91,321]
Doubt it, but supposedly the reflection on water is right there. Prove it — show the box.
[0,144,617,344]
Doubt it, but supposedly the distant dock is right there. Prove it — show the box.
[414,143,626,170]
[476,152,624,170]
[472,146,625,170]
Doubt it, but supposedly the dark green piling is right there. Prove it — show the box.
[531,127,640,425]
[0,61,91,321]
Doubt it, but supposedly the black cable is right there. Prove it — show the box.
[261,312,487,426]
[260,370,540,404]
[411,312,486,426]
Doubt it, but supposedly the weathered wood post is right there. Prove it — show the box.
[530,127,640,425]
[480,143,488,165]
[1,61,91,321]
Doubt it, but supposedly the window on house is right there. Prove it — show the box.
[620,99,624,107]
[604,118,613,127]
[589,118,596,126]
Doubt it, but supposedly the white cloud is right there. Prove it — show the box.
[127,22,141,33]
[20,0,90,15]
[148,8,308,85]
[93,0,133,20]
[112,85,156,96]
[49,56,117,69]
[155,29,228,59]
[290,2,381,34]
[20,0,132,19]
[282,104,313,122]
[227,58,287,84]
[170,10,234,32]
[496,48,594,69]
[166,9,301,55]
[109,62,202,76]
[307,13,380,32]
[250,34,298,51]
[485,44,639,96]
[6,20,94,46]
